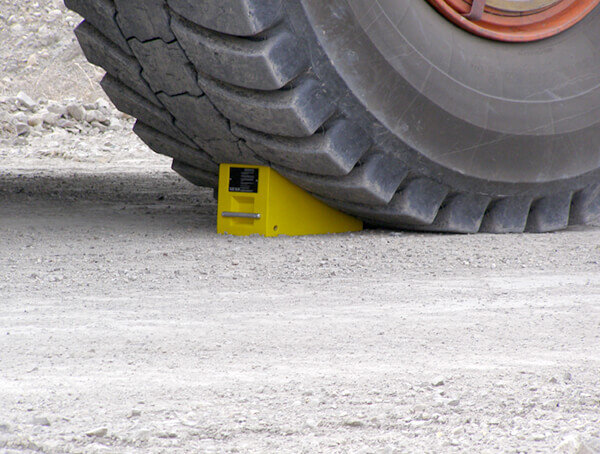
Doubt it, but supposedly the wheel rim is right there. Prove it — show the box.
[427,0,600,41]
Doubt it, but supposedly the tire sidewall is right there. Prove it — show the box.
[296,0,600,188]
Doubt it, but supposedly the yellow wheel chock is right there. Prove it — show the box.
[217,164,363,237]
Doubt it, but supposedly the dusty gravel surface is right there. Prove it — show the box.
[1,161,600,454]
[2,2,600,454]
[0,0,104,101]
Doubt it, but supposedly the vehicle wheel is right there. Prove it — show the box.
[65,0,600,232]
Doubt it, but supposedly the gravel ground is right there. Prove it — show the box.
[1,2,600,454]
[1,160,600,454]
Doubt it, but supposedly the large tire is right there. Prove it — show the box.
[65,0,600,233]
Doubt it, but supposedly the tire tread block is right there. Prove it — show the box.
[570,184,600,225]
[199,75,336,137]
[130,38,202,97]
[480,197,532,233]
[156,93,262,165]
[172,160,218,188]
[167,0,283,36]
[115,0,175,42]
[101,74,195,148]
[133,121,218,173]
[430,194,491,233]
[526,192,573,233]
[278,153,408,206]
[65,0,132,55]
[74,22,161,106]
[232,120,370,176]
[321,178,448,225]
[172,16,308,90]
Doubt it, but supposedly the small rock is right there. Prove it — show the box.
[532,433,546,442]
[413,404,427,414]
[48,9,62,22]
[15,123,30,136]
[47,103,67,116]
[86,427,108,437]
[549,377,558,384]
[32,416,50,426]
[447,399,460,407]
[27,115,43,127]
[136,429,151,441]
[27,54,38,67]
[0,423,10,432]
[42,112,60,127]
[128,409,141,418]
[11,23,24,35]
[355,448,374,454]
[56,119,78,130]
[557,434,597,454]
[563,372,573,382]
[66,103,85,122]
[156,431,177,439]
[377,447,395,454]
[90,120,108,131]
[343,419,365,428]
[432,377,445,387]
[16,92,36,110]
[305,418,318,429]
[14,112,28,123]
[95,98,111,110]
[86,109,109,124]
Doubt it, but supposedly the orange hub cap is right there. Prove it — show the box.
[427,0,600,42]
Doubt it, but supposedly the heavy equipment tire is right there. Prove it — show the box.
[65,0,600,233]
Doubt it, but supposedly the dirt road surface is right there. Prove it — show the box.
[1,153,600,454]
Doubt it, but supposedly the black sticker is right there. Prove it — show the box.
[229,167,259,193]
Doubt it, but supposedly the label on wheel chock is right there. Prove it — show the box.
[228,167,259,193]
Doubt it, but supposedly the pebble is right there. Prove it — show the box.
[343,419,365,428]
[413,404,427,414]
[16,92,36,110]
[95,98,111,110]
[136,429,151,441]
[86,427,108,437]
[156,431,177,439]
[15,123,30,136]
[85,110,109,124]
[32,416,50,426]
[48,9,62,22]
[66,103,85,122]
[128,409,141,418]
[557,434,598,454]
[91,120,108,132]
[47,103,67,116]
[27,115,43,127]
[305,418,318,430]
[42,112,60,127]
[377,447,395,454]
[447,399,460,407]
[563,372,573,382]
[432,377,445,387]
